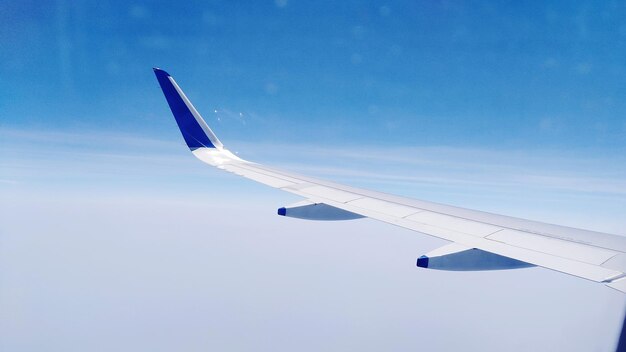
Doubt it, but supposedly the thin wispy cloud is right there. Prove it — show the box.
[3,127,625,233]
[5,128,626,194]
[234,141,626,196]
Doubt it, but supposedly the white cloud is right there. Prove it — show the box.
[2,128,626,351]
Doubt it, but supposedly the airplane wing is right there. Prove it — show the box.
[153,67,626,293]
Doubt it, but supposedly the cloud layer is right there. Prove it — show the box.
[1,128,626,351]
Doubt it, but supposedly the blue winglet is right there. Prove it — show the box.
[153,68,222,150]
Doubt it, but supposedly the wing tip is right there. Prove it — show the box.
[153,67,169,75]
[153,67,222,150]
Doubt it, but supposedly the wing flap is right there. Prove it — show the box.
[486,229,618,265]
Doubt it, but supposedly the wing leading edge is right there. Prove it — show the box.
[153,67,626,293]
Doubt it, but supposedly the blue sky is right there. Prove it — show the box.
[2,1,626,148]
[2,1,626,351]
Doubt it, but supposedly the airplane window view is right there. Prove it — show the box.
[1,2,625,351]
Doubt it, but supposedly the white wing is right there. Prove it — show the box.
[154,68,626,293]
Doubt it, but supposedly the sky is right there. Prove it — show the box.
[1,1,626,351]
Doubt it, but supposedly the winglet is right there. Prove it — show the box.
[153,68,223,150]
